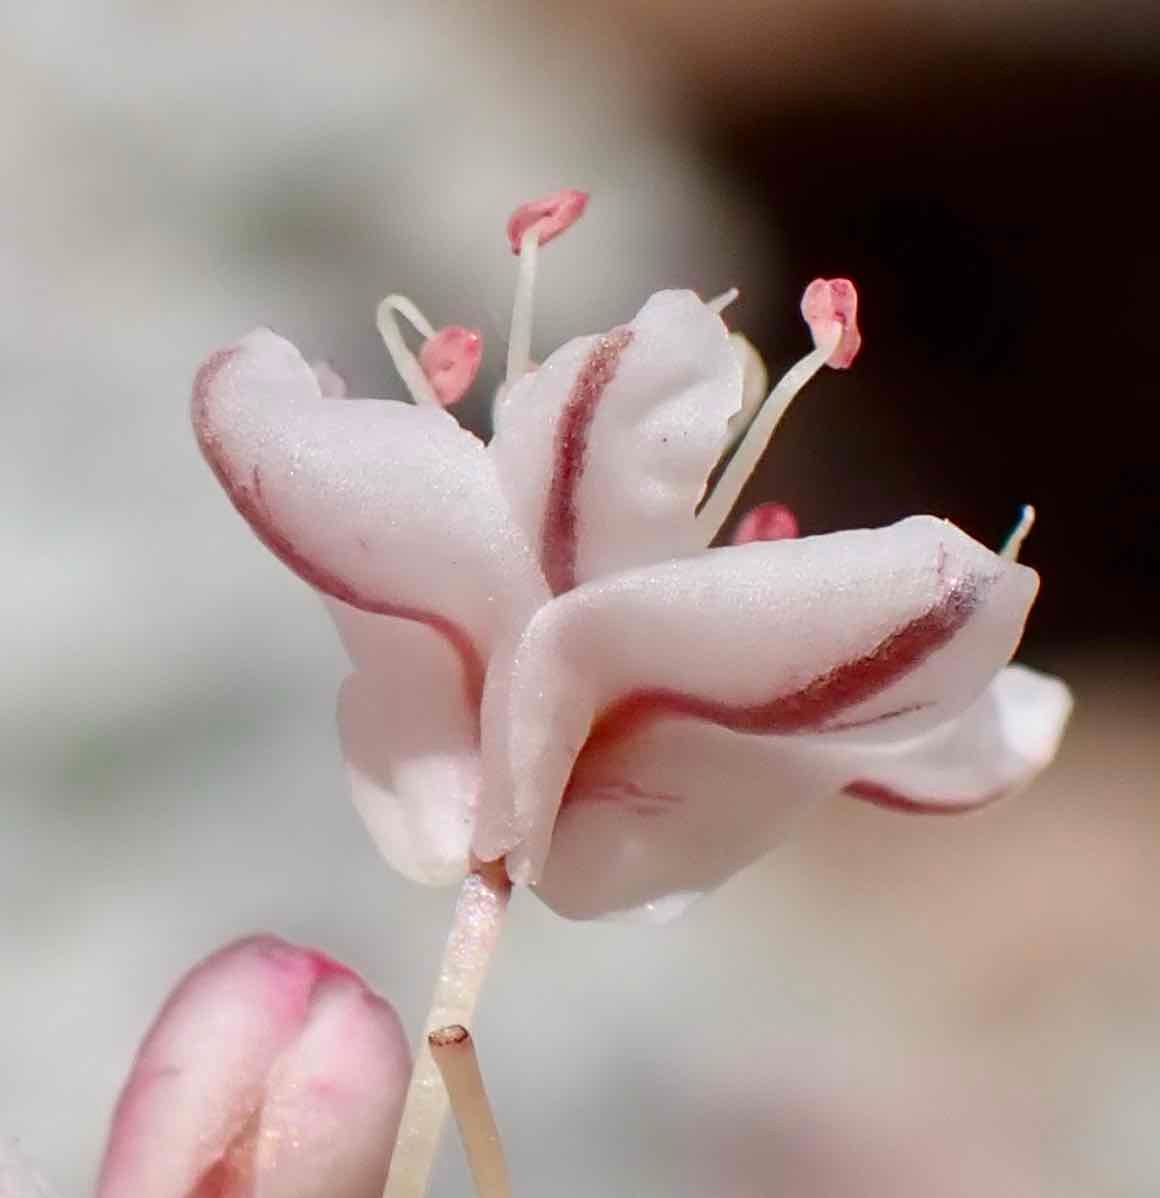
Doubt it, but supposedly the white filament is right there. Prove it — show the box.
[376,294,439,406]
[1001,504,1037,561]
[707,286,740,315]
[506,226,540,385]
[696,322,841,541]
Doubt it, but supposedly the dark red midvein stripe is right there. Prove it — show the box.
[822,703,929,732]
[585,570,987,749]
[540,327,634,594]
[192,348,487,716]
[842,778,1004,814]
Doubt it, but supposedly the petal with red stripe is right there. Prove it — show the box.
[489,290,742,593]
[479,516,1038,882]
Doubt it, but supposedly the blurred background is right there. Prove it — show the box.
[2,0,1158,1194]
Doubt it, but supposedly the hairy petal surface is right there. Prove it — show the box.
[483,516,1038,882]
[334,604,480,884]
[193,329,546,698]
[490,290,742,592]
[98,936,409,1198]
[837,664,1073,813]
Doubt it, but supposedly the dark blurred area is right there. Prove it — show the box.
[550,0,1160,649]
[724,54,1158,649]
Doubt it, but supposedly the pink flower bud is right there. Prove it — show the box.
[800,277,862,369]
[731,502,800,545]
[418,325,483,407]
[506,189,589,253]
[97,936,410,1198]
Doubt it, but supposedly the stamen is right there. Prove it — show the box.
[707,286,740,315]
[1001,504,1036,561]
[419,326,484,407]
[377,294,440,406]
[731,501,800,544]
[696,278,860,542]
[505,189,589,386]
[506,227,540,386]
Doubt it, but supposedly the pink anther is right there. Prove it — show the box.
[731,502,800,545]
[419,325,483,406]
[800,278,862,369]
[506,189,589,254]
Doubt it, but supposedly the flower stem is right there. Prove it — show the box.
[429,1025,511,1198]
[383,867,512,1198]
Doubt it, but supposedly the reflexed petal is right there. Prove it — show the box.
[837,664,1072,813]
[335,605,480,885]
[489,290,743,593]
[192,329,547,686]
[534,718,846,919]
[479,516,1038,879]
[532,665,1070,916]
[254,975,410,1198]
[97,937,409,1198]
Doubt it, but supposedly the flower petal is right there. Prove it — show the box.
[254,973,410,1198]
[193,329,547,702]
[334,604,480,885]
[479,516,1038,880]
[532,666,1069,917]
[534,718,847,919]
[838,664,1072,813]
[489,290,742,593]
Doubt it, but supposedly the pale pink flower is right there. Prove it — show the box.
[192,192,1070,920]
[97,936,410,1198]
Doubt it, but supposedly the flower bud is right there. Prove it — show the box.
[98,935,410,1198]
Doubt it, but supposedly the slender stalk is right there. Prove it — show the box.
[429,1025,511,1198]
[695,325,840,541]
[505,226,540,385]
[376,294,440,407]
[1001,503,1036,561]
[383,868,512,1198]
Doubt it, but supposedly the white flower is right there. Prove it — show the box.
[193,191,1070,920]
